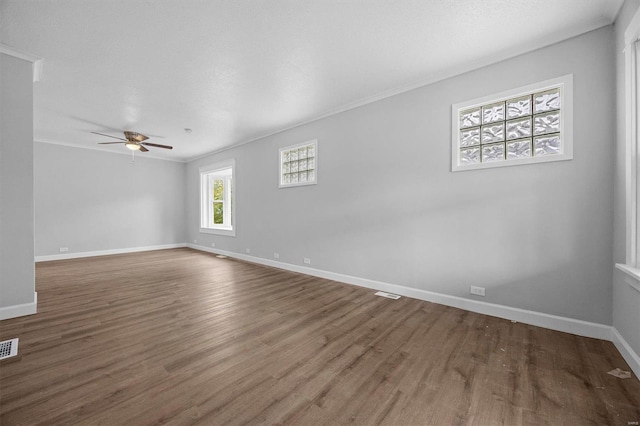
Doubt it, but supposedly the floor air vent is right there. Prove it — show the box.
[375,291,401,300]
[0,338,18,360]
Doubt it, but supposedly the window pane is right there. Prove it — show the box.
[460,107,481,128]
[213,179,224,201]
[481,143,505,162]
[534,89,560,113]
[507,138,532,159]
[533,134,561,156]
[506,95,532,119]
[506,117,531,140]
[481,123,505,144]
[482,102,505,124]
[533,111,560,135]
[460,127,481,147]
[228,178,233,225]
[298,147,307,159]
[213,202,224,224]
[460,147,481,164]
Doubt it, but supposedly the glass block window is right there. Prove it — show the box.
[452,75,573,171]
[279,140,317,188]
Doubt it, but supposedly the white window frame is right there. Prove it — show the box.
[617,7,640,281]
[451,75,573,172]
[200,158,235,237]
[279,140,318,188]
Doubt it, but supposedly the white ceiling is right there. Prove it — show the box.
[0,0,624,161]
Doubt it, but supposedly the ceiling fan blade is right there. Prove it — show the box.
[91,131,127,141]
[141,142,173,150]
[125,131,149,142]
[98,142,125,145]
[139,145,149,152]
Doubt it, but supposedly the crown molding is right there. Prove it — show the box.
[185,22,612,163]
[0,43,44,82]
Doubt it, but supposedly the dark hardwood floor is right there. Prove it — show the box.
[0,248,638,425]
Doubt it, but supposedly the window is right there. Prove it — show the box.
[617,6,640,276]
[280,140,317,188]
[452,75,573,172]
[200,159,235,236]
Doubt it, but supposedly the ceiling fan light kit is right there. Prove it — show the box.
[91,131,173,153]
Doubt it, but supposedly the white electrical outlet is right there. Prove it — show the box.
[470,286,485,296]
[303,258,311,264]
[274,253,279,259]
[59,247,69,253]
[246,248,251,254]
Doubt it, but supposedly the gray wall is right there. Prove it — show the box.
[34,142,186,256]
[0,54,35,309]
[187,26,615,325]
[613,0,640,360]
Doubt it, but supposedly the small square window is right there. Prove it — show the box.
[280,140,317,188]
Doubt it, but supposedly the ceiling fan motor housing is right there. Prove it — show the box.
[124,131,147,142]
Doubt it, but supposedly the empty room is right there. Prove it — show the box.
[1,0,640,424]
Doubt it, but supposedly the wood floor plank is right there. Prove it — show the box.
[1,248,639,425]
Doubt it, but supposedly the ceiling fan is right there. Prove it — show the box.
[91,131,173,152]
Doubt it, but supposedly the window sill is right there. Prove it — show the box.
[615,263,640,293]
[200,227,235,237]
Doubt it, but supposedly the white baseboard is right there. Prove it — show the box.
[187,244,612,341]
[35,243,187,262]
[0,292,37,320]
[611,327,640,380]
